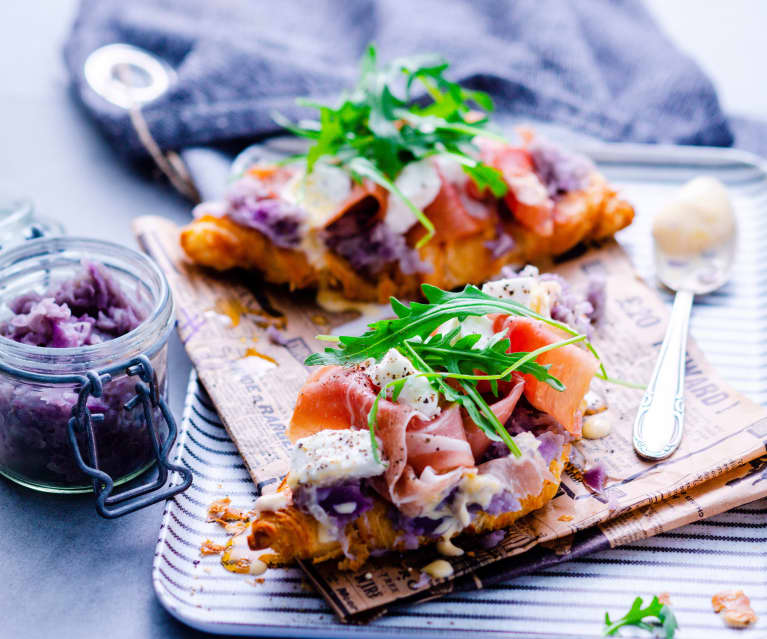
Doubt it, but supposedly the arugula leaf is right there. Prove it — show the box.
[306,282,605,461]
[603,596,678,638]
[402,339,519,456]
[414,334,565,392]
[307,283,602,374]
[273,44,510,244]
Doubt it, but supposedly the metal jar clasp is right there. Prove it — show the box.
[67,354,192,518]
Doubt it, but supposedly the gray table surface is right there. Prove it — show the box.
[1,2,765,639]
[1,3,202,638]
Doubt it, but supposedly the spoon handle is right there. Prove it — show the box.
[632,289,694,460]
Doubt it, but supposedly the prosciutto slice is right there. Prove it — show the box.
[406,405,473,475]
[288,365,476,516]
[286,356,566,518]
[479,432,554,497]
[478,138,554,237]
[390,466,467,518]
[462,375,525,460]
[288,366,381,439]
[325,181,388,228]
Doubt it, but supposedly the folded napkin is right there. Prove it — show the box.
[63,0,763,158]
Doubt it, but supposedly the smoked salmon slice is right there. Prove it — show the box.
[491,147,555,237]
[494,316,599,436]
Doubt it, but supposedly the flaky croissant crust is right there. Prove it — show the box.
[180,172,633,303]
[247,443,569,570]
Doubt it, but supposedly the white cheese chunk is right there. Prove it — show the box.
[481,266,562,317]
[252,491,291,513]
[435,317,460,339]
[481,275,537,307]
[282,162,351,229]
[397,376,440,420]
[367,348,416,383]
[433,155,468,186]
[367,348,440,419]
[436,316,503,350]
[459,315,503,349]
[529,280,561,317]
[287,429,386,488]
[384,159,442,234]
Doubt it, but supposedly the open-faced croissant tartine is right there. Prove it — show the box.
[180,49,633,303]
[242,266,603,570]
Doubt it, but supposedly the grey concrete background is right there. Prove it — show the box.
[0,2,764,638]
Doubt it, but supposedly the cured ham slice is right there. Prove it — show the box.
[288,365,475,516]
[463,375,525,459]
[489,375,526,425]
[389,466,467,518]
[323,181,388,229]
[406,406,474,475]
[479,432,554,498]
[288,366,377,439]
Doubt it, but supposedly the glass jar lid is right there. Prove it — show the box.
[0,195,65,252]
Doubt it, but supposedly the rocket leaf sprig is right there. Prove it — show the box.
[274,45,509,247]
[603,596,678,638]
[306,283,604,461]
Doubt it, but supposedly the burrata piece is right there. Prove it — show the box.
[652,177,735,257]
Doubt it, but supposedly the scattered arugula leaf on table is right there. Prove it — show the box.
[603,596,678,638]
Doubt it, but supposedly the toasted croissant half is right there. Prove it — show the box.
[243,294,600,570]
[248,443,569,571]
[180,133,633,303]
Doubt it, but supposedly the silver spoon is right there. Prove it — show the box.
[632,183,736,461]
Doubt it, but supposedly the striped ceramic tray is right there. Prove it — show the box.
[153,144,767,637]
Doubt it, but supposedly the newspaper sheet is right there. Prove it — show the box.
[134,216,767,621]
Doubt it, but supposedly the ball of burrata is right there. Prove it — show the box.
[652,176,735,257]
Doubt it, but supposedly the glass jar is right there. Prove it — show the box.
[0,237,175,495]
[0,195,64,251]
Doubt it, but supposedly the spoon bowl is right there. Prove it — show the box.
[633,215,736,460]
[654,235,736,296]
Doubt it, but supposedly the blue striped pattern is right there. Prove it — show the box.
[153,144,767,637]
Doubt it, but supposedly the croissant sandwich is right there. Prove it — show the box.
[242,266,603,571]
[181,48,633,303]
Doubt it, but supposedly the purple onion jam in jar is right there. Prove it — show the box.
[0,237,175,493]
